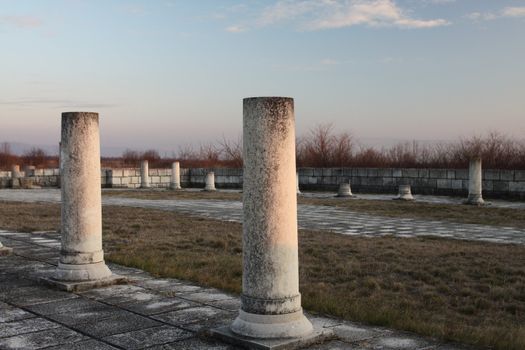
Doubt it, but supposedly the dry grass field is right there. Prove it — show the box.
[0,201,524,349]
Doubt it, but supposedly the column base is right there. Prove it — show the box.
[40,273,128,292]
[212,313,333,349]
[335,193,354,198]
[465,195,485,206]
[202,188,217,192]
[0,246,13,255]
[169,185,182,190]
[53,261,113,282]
[230,309,313,339]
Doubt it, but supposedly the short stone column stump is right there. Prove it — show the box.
[335,182,354,198]
[394,185,415,201]
[203,171,217,191]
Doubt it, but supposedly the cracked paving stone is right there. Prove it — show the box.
[25,297,108,316]
[103,325,194,349]
[45,339,120,350]
[0,302,35,323]
[46,305,124,326]
[147,337,239,349]
[152,306,234,327]
[121,296,200,316]
[0,325,86,349]
[70,311,162,338]
[0,317,60,338]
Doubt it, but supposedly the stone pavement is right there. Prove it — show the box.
[0,230,476,350]
[0,189,524,245]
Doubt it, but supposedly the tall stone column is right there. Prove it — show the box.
[203,172,216,191]
[231,97,313,339]
[466,157,484,205]
[140,160,150,188]
[296,172,301,195]
[170,162,182,190]
[43,112,123,290]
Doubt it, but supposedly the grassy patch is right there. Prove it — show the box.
[103,189,525,228]
[1,201,524,350]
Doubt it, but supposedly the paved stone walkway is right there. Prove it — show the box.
[0,189,524,245]
[0,230,476,350]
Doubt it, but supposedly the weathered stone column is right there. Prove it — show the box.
[395,184,414,201]
[296,172,301,195]
[140,160,150,188]
[336,182,353,198]
[47,112,119,288]
[203,172,216,191]
[231,97,313,339]
[11,165,21,189]
[170,162,182,190]
[466,157,484,205]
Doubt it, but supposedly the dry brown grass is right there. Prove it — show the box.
[103,189,525,228]
[0,201,524,350]
[103,189,242,201]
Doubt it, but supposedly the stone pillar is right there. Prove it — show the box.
[170,162,182,190]
[51,112,114,285]
[231,97,313,339]
[296,172,301,195]
[466,157,484,205]
[140,160,150,188]
[11,165,21,188]
[203,172,216,191]
[336,182,353,198]
[396,184,414,201]
[11,165,20,178]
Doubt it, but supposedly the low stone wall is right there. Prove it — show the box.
[0,166,524,199]
[298,168,525,199]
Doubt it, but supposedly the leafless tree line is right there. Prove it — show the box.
[1,125,524,170]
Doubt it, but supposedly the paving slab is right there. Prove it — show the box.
[0,317,60,338]
[0,326,87,349]
[45,339,120,350]
[103,325,194,349]
[69,312,162,338]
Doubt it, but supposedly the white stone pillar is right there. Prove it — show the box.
[203,172,216,191]
[11,165,20,178]
[396,184,414,201]
[336,182,353,198]
[53,112,112,282]
[170,162,182,190]
[231,97,313,339]
[466,157,484,205]
[140,160,150,188]
[11,165,21,189]
[296,172,301,194]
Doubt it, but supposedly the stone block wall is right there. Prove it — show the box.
[297,168,525,199]
[0,166,523,199]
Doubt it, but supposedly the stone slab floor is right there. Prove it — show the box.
[0,230,476,350]
[0,189,524,245]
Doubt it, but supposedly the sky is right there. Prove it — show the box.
[1,0,524,155]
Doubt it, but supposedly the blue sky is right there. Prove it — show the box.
[1,0,524,154]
